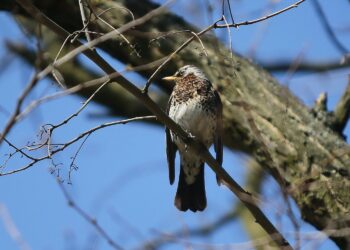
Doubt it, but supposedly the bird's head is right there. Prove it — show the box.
[162,65,208,82]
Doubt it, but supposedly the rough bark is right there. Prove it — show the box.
[1,0,350,247]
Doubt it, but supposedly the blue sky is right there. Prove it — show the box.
[1,0,349,249]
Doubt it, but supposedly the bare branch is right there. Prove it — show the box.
[221,14,233,59]
[215,0,306,28]
[51,79,110,130]
[3,137,36,161]
[0,116,156,176]
[17,78,112,122]
[67,133,90,184]
[0,204,31,250]
[261,59,350,72]
[333,76,350,133]
[311,0,349,56]
[90,3,140,57]
[143,17,223,93]
[78,0,93,44]
[142,208,239,249]
[0,73,39,145]
[56,178,123,250]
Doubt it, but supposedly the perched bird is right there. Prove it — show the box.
[163,65,223,212]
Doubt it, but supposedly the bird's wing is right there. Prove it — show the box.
[166,96,177,185]
[214,91,223,185]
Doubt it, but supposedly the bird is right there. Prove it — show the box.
[163,65,223,212]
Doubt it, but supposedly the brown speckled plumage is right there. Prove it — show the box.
[171,74,219,111]
[165,65,223,212]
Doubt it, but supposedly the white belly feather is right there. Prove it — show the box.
[169,98,216,152]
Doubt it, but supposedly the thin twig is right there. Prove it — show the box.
[17,79,107,122]
[282,46,308,85]
[0,73,39,145]
[52,79,110,129]
[0,116,156,176]
[108,208,146,242]
[146,226,350,250]
[312,0,349,55]
[78,0,93,44]
[0,204,31,250]
[215,0,306,28]
[142,208,239,249]
[43,79,110,156]
[142,17,223,93]
[149,30,207,56]
[221,15,233,59]
[67,133,90,184]
[56,178,123,250]
[222,0,235,24]
[97,5,135,21]
[91,4,140,57]
[2,137,36,161]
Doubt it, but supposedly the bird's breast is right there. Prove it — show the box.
[169,98,216,149]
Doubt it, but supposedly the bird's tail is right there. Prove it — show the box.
[174,163,206,212]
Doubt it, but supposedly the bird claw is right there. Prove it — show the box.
[188,132,195,138]
[184,132,196,152]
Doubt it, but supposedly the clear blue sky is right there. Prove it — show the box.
[1,1,349,249]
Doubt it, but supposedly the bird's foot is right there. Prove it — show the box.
[184,132,196,152]
[188,132,195,138]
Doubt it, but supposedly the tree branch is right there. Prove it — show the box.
[311,0,349,56]
[333,76,350,133]
[0,73,39,145]
[215,0,305,28]
[0,116,156,176]
[56,178,123,250]
[260,60,350,72]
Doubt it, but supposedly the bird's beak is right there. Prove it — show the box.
[162,76,178,81]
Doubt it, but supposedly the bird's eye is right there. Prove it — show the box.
[176,70,184,77]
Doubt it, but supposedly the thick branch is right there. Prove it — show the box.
[261,60,350,72]
[333,76,350,133]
